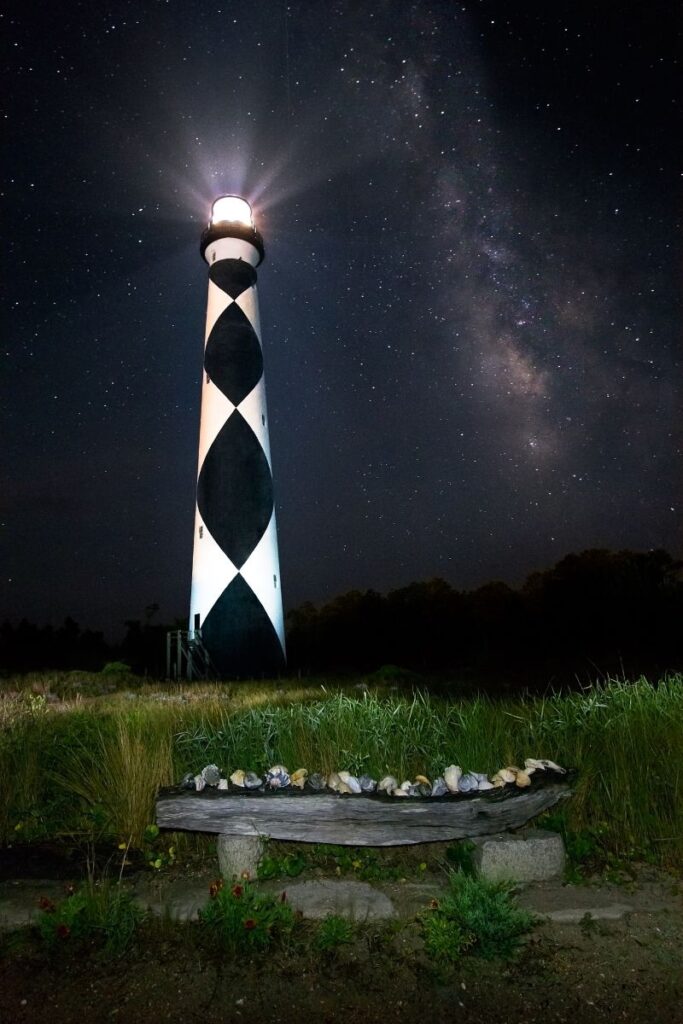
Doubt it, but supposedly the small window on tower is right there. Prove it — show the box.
[211,251,216,263]
[199,525,204,538]
[194,613,201,630]
[206,372,210,384]
[273,574,277,588]
[262,414,266,426]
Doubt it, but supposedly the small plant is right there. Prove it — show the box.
[313,914,354,951]
[198,878,297,953]
[35,880,144,956]
[140,823,176,870]
[310,844,404,882]
[421,872,537,966]
[257,849,307,880]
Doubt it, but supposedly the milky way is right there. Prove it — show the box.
[2,1,680,634]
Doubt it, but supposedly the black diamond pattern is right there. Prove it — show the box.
[209,258,257,299]
[204,302,263,405]
[197,411,273,569]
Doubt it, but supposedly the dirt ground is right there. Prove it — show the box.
[1,877,682,1024]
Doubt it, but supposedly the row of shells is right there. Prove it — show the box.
[181,758,565,796]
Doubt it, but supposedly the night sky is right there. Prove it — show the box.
[2,1,681,638]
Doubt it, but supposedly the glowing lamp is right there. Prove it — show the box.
[210,195,253,227]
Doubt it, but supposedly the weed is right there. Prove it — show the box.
[313,914,354,951]
[198,878,297,953]
[421,872,537,965]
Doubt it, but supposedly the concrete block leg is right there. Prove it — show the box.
[472,828,566,883]
[217,834,264,881]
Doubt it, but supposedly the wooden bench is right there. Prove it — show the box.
[156,772,573,847]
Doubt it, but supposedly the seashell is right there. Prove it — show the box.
[497,767,517,784]
[392,786,409,797]
[471,772,490,783]
[217,778,229,790]
[431,777,448,797]
[514,769,532,788]
[415,775,430,786]
[525,758,565,774]
[201,764,221,787]
[308,772,327,791]
[398,780,412,792]
[458,773,479,793]
[194,774,206,792]
[229,770,246,788]
[327,771,342,792]
[244,771,263,789]
[477,780,495,791]
[378,775,398,794]
[291,768,308,789]
[359,774,377,793]
[416,782,432,798]
[338,771,362,794]
[266,765,290,789]
[444,765,463,793]
[180,772,195,790]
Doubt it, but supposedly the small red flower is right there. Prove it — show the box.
[429,898,440,910]
[209,878,223,899]
[243,918,256,930]
[38,896,56,913]
[231,884,243,898]
[56,924,70,939]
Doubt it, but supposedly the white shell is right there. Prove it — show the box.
[525,758,565,774]
[229,770,246,788]
[338,771,362,794]
[217,778,229,790]
[378,775,398,794]
[477,780,495,791]
[194,774,206,792]
[444,765,463,793]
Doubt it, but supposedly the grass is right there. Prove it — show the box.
[0,673,681,868]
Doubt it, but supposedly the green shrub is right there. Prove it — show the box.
[313,914,354,951]
[422,872,536,964]
[198,878,297,953]
[35,881,144,956]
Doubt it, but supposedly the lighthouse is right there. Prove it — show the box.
[189,195,286,677]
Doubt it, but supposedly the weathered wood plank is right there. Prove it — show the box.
[156,783,571,846]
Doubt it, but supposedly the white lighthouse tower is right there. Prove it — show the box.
[189,196,286,677]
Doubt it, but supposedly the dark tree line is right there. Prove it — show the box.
[285,549,683,684]
[1,549,681,683]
